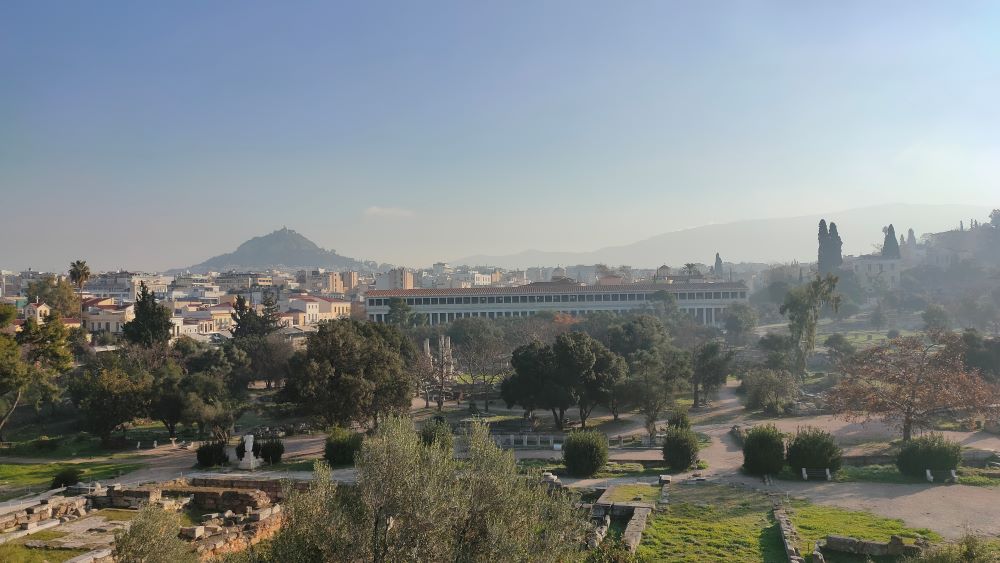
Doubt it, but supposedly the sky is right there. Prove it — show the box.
[2,1,998,271]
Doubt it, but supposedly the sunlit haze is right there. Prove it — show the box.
[2,1,997,271]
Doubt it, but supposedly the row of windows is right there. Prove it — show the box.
[369,305,731,325]
[368,291,746,308]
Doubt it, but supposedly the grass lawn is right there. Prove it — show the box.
[23,529,69,541]
[637,483,786,562]
[92,508,141,521]
[603,483,661,503]
[0,461,145,500]
[0,543,89,563]
[783,464,1000,488]
[518,460,679,479]
[789,502,941,563]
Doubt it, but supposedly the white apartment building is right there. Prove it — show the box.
[366,280,748,326]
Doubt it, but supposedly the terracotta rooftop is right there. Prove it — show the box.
[367,281,747,298]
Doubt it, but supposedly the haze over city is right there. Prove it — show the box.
[3,1,998,271]
[7,3,1000,562]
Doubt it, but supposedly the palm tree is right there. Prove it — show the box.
[69,260,90,294]
[683,263,700,280]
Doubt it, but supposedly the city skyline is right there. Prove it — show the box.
[3,2,998,270]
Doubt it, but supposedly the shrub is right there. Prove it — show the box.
[324,427,364,466]
[661,428,700,471]
[420,419,453,452]
[51,467,82,488]
[786,426,842,472]
[742,424,785,476]
[562,430,608,478]
[907,534,1000,563]
[742,369,798,414]
[34,436,62,451]
[259,437,285,464]
[667,410,691,430]
[887,329,901,339]
[113,504,196,563]
[896,433,961,478]
[196,441,229,468]
[236,435,263,461]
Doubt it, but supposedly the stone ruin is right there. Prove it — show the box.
[0,474,312,562]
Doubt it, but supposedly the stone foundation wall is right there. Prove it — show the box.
[773,505,804,563]
[824,534,923,557]
[187,505,283,561]
[186,476,310,503]
[162,486,271,513]
[0,496,88,534]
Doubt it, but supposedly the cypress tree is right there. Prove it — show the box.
[882,224,901,259]
[828,222,843,271]
[907,228,917,246]
[817,220,830,273]
[714,253,723,276]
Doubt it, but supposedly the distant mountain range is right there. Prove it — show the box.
[455,203,989,269]
[174,228,365,273]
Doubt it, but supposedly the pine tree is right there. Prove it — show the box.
[882,224,901,259]
[122,282,172,347]
[907,228,917,246]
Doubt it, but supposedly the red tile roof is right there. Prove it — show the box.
[367,281,746,298]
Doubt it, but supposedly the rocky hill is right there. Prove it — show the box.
[177,228,365,273]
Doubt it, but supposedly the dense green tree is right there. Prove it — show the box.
[0,304,15,327]
[69,365,152,443]
[723,302,758,345]
[870,302,887,330]
[503,340,572,428]
[817,219,830,273]
[234,333,293,389]
[960,330,1000,383]
[16,312,74,416]
[818,220,845,275]
[386,297,426,327]
[923,304,951,333]
[758,333,796,371]
[689,341,734,407]
[0,325,28,441]
[148,362,186,438]
[283,319,413,428]
[553,332,627,428]
[227,418,586,562]
[608,315,689,429]
[68,260,91,293]
[779,274,840,374]
[123,282,172,347]
[112,504,196,563]
[26,275,80,318]
[230,292,282,339]
[882,224,901,259]
[823,333,857,364]
[827,222,844,271]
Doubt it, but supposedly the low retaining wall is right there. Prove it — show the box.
[161,485,271,513]
[0,495,88,536]
[773,505,804,563]
[185,476,310,503]
[189,504,283,560]
[823,534,924,558]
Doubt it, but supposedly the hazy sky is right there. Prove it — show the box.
[2,1,998,271]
